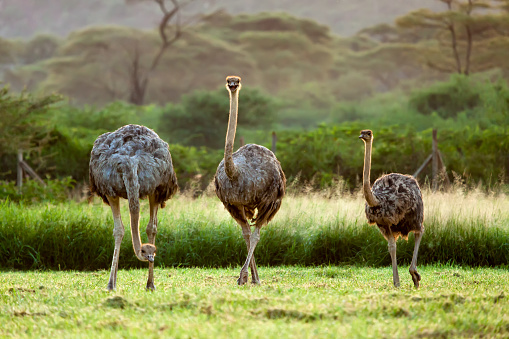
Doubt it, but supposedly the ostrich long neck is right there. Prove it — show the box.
[224,89,239,179]
[124,168,144,259]
[363,139,379,207]
[130,210,143,258]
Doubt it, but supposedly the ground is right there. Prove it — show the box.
[1,265,508,338]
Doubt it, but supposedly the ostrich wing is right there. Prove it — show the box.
[89,124,178,205]
[365,173,423,227]
[215,144,286,225]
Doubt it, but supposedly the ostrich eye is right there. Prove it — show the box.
[141,249,146,254]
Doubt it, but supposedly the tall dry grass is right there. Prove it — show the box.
[0,188,507,270]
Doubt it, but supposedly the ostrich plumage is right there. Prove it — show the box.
[365,173,424,240]
[215,144,285,225]
[89,124,178,291]
[359,129,424,288]
[214,76,286,285]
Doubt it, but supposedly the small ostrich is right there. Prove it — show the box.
[89,124,178,291]
[215,76,286,285]
[359,129,424,288]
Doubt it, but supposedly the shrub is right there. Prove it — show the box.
[409,75,481,118]
[0,177,75,204]
[159,87,276,148]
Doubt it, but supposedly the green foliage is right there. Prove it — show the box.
[229,12,332,44]
[277,123,509,189]
[159,87,277,148]
[0,177,74,204]
[409,75,481,118]
[0,37,19,64]
[0,86,62,157]
[21,34,61,64]
[53,101,140,138]
[168,144,222,192]
[3,6,509,109]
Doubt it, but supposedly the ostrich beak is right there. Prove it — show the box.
[147,255,155,263]
[359,135,363,139]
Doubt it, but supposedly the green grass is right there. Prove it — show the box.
[1,190,508,270]
[1,266,508,338]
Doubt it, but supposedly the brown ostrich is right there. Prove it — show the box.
[89,124,178,291]
[359,129,424,288]
[214,76,286,285]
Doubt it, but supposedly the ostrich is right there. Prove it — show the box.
[89,124,178,291]
[215,76,286,285]
[359,129,424,288]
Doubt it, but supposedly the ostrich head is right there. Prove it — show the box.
[139,243,156,262]
[226,76,241,93]
[359,129,373,142]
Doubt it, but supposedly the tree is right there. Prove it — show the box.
[397,0,506,75]
[0,86,62,157]
[159,87,277,148]
[126,0,184,105]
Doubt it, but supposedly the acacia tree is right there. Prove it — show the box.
[397,0,505,75]
[0,86,61,157]
[127,0,183,105]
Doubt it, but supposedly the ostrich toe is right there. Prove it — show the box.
[146,282,156,291]
[237,271,249,285]
[410,270,421,288]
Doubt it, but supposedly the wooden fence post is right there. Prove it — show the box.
[16,149,47,191]
[271,131,277,154]
[17,150,23,192]
[432,129,438,191]
[413,129,450,191]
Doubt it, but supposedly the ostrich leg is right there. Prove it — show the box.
[239,223,260,285]
[238,226,261,285]
[249,252,260,284]
[107,196,125,291]
[146,195,158,291]
[409,230,423,288]
[387,235,400,288]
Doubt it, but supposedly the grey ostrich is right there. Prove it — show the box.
[359,129,424,288]
[89,124,178,291]
[215,76,286,285]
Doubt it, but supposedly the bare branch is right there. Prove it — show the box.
[442,1,462,73]
[426,60,455,73]
[150,0,182,71]
[463,0,474,75]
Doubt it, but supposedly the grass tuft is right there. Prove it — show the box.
[0,190,508,270]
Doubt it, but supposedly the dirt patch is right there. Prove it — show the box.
[266,308,322,322]
[103,296,129,309]
[8,287,36,293]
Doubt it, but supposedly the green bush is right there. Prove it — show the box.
[409,75,481,118]
[0,177,75,204]
[276,123,509,190]
[159,87,276,148]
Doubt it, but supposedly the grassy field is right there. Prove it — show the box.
[1,189,508,270]
[1,190,508,337]
[1,266,508,338]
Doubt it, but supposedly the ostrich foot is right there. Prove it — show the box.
[107,282,115,292]
[393,274,400,288]
[410,269,421,288]
[146,282,156,291]
[237,271,249,285]
[251,278,260,285]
